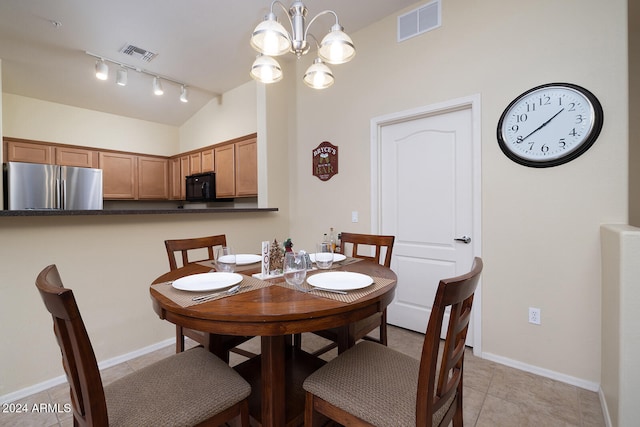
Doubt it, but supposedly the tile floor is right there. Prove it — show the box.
[2,325,605,427]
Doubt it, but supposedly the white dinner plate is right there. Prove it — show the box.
[306,271,373,291]
[235,254,262,265]
[172,272,243,292]
[308,253,347,263]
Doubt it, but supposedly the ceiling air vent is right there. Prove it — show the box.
[398,0,441,42]
[119,44,157,62]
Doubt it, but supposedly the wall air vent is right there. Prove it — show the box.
[119,44,157,62]
[398,0,441,42]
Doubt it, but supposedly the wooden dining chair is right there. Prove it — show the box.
[303,232,395,356]
[164,234,256,359]
[303,257,483,427]
[35,264,251,427]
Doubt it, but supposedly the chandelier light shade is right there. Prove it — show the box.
[318,24,355,64]
[116,67,128,86]
[303,58,334,89]
[250,54,283,84]
[153,77,164,96]
[249,0,355,89]
[95,59,108,80]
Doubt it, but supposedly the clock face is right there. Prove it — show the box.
[497,83,603,167]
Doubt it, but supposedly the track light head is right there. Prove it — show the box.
[180,85,189,103]
[95,59,108,80]
[116,67,128,86]
[153,77,164,95]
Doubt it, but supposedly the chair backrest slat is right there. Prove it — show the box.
[36,265,109,426]
[416,257,483,427]
[339,232,395,268]
[164,234,227,271]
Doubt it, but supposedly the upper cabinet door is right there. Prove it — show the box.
[201,148,215,172]
[138,156,169,200]
[100,152,138,199]
[55,146,98,168]
[5,140,54,164]
[214,144,235,198]
[235,138,257,197]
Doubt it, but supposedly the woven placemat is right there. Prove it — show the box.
[276,275,394,303]
[195,259,260,273]
[152,274,273,307]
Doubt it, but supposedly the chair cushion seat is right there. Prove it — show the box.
[104,347,250,427]
[303,341,455,426]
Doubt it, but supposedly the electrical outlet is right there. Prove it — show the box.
[528,307,541,325]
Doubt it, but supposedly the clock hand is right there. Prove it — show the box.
[519,108,565,142]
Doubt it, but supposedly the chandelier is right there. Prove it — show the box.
[249,1,356,89]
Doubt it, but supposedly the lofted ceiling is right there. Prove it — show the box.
[0,0,417,127]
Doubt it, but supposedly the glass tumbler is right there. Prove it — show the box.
[283,251,308,287]
[315,242,334,269]
[215,246,236,273]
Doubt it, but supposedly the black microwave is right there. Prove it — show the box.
[185,172,227,202]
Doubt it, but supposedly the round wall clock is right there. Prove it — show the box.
[497,82,603,168]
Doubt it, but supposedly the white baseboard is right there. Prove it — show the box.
[599,387,613,427]
[0,338,174,405]
[481,351,600,392]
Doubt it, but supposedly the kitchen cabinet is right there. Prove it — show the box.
[201,148,215,172]
[189,152,202,175]
[169,156,189,200]
[138,156,169,199]
[4,139,98,168]
[55,146,99,168]
[100,152,137,199]
[235,138,257,197]
[214,144,236,198]
[4,139,54,164]
[214,137,257,198]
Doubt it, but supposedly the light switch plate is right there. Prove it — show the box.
[351,211,358,223]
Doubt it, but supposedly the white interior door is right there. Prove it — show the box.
[372,99,480,347]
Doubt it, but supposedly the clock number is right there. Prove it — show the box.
[575,115,583,124]
[541,144,549,153]
[539,96,551,106]
[567,102,576,112]
[516,136,524,144]
[516,113,528,123]
[559,138,566,149]
[511,124,519,132]
[527,103,536,112]
[569,128,579,137]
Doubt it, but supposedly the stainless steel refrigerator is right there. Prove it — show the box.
[3,162,103,210]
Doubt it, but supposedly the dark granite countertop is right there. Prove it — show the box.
[0,207,278,217]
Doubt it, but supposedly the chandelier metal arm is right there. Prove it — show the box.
[269,0,294,31]
[304,10,339,41]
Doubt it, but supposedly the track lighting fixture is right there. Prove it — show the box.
[95,59,108,80]
[116,67,128,86]
[153,77,164,96]
[249,0,355,89]
[85,51,200,103]
[180,85,189,103]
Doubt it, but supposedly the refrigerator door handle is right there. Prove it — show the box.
[61,179,67,210]
[56,179,62,209]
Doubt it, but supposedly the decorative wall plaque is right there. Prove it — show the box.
[312,141,338,181]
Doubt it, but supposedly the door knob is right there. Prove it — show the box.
[454,236,471,244]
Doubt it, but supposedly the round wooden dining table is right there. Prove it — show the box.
[150,259,396,427]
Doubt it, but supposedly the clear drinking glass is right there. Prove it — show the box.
[215,246,236,273]
[315,242,334,269]
[283,251,307,287]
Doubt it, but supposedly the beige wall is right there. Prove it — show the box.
[3,93,179,156]
[601,225,640,425]
[290,0,628,385]
[179,81,258,152]
[629,1,640,226]
[0,85,291,396]
[0,0,632,403]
